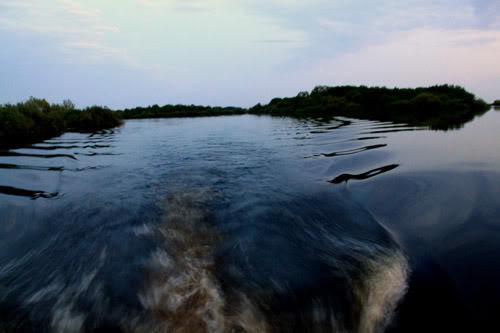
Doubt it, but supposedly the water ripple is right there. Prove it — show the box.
[29,144,111,150]
[0,185,59,199]
[0,151,77,160]
[0,163,64,172]
[329,164,400,184]
[307,144,387,159]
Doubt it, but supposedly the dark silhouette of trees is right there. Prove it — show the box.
[0,98,121,145]
[118,104,244,119]
[250,85,490,130]
[1,85,491,145]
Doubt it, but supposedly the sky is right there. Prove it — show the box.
[0,0,499,108]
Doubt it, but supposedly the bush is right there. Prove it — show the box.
[0,98,121,145]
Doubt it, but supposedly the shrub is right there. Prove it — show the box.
[0,98,121,145]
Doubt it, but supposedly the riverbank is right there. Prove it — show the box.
[250,85,490,130]
[0,85,491,145]
[119,104,245,119]
[0,98,121,145]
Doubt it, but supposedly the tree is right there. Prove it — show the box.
[62,99,75,110]
[24,97,50,112]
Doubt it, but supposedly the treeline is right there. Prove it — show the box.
[0,98,121,145]
[493,100,500,106]
[119,104,245,119]
[250,85,490,130]
[0,86,492,144]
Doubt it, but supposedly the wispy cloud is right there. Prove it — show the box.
[59,0,102,19]
[137,0,226,11]
[1,0,499,106]
[255,39,303,44]
[0,0,124,64]
[302,28,500,99]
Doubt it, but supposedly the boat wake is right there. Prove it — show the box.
[135,191,409,333]
[135,191,226,333]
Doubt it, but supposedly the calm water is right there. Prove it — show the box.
[1,111,499,332]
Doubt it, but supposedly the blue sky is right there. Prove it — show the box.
[1,0,499,108]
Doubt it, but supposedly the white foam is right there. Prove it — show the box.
[357,252,409,333]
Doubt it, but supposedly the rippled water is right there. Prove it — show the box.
[1,111,500,332]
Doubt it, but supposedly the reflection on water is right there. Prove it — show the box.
[329,164,399,184]
[0,110,499,332]
[26,144,112,150]
[0,185,58,199]
[0,163,65,172]
[0,151,78,160]
[306,144,387,158]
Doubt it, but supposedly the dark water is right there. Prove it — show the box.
[1,111,499,332]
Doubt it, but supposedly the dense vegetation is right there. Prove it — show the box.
[0,86,491,145]
[0,98,121,145]
[493,100,500,106]
[119,104,245,119]
[250,85,490,130]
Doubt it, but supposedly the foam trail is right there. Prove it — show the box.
[135,192,409,333]
[356,252,408,333]
[135,191,227,333]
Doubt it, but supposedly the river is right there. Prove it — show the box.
[1,111,499,332]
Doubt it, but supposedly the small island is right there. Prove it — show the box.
[250,85,490,130]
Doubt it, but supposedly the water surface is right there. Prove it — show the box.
[1,111,499,332]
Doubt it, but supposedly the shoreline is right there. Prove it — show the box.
[1,85,491,145]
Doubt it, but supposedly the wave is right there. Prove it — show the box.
[0,190,408,332]
[306,144,387,159]
[0,163,64,172]
[135,191,227,332]
[0,185,58,199]
[27,144,111,150]
[330,164,400,184]
[355,136,386,141]
[135,191,409,333]
[0,151,77,160]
